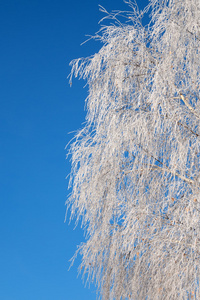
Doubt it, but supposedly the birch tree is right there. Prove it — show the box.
[67,0,200,299]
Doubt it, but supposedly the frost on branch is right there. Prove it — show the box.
[67,0,200,299]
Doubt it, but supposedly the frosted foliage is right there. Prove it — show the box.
[68,0,200,299]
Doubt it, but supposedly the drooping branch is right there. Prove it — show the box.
[68,1,200,299]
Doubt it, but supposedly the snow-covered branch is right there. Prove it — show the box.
[68,0,200,299]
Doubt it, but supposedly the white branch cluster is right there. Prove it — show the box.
[67,0,200,299]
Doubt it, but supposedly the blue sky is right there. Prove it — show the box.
[0,0,148,299]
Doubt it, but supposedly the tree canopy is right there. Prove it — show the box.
[68,0,200,299]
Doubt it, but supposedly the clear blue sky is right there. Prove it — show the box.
[0,1,148,299]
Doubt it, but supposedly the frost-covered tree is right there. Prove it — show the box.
[67,0,200,299]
